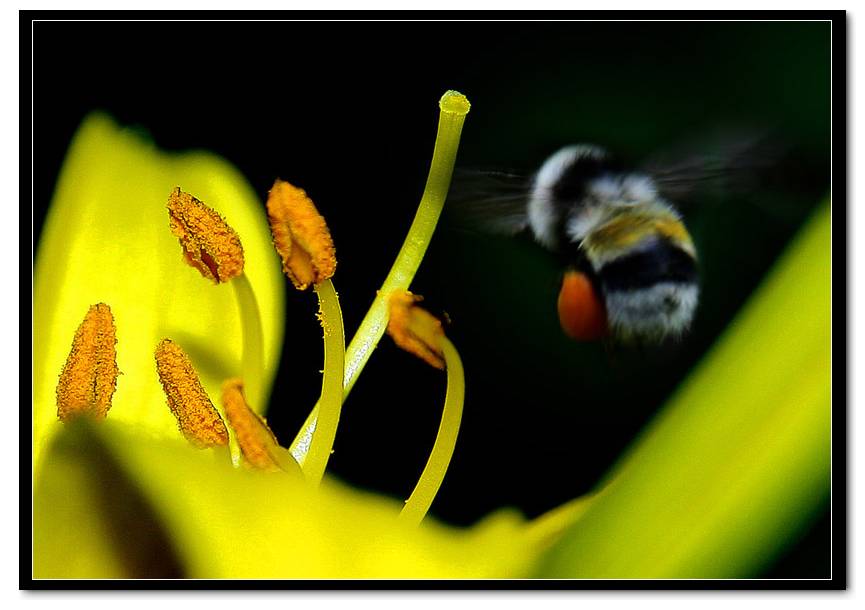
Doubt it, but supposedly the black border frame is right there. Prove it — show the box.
[22,9,847,591]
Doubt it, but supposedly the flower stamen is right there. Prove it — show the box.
[385,292,465,526]
[264,177,345,482]
[56,303,119,422]
[154,338,229,449]
[167,187,245,284]
[303,278,345,485]
[166,187,266,409]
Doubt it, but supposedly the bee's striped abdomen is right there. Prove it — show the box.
[582,211,699,342]
[599,239,698,291]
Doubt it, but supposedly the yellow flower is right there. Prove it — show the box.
[32,90,830,580]
[32,93,543,579]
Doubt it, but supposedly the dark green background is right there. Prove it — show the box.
[33,19,832,578]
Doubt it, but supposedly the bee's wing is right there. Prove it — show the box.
[641,129,782,203]
[445,168,533,236]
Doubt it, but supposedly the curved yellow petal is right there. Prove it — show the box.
[35,421,538,579]
[34,114,285,470]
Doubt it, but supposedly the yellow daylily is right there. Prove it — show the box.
[32,91,831,580]
[32,94,545,579]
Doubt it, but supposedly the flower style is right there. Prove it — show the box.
[32,91,831,580]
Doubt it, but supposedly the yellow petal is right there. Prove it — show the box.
[35,421,540,579]
[34,114,285,470]
[33,421,184,578]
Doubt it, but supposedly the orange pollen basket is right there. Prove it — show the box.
[557,270,608,341]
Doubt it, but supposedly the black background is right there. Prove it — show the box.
[32,18,833,579]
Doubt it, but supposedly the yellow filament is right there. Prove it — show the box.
[302,279,346,485]
[399,337,465,526]
[232,273,265,412]
[56,303,119,422]
[154,338,229,449]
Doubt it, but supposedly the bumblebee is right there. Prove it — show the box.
[451,142,721,343]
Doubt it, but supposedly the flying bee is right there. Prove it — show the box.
[450,135,771,344]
